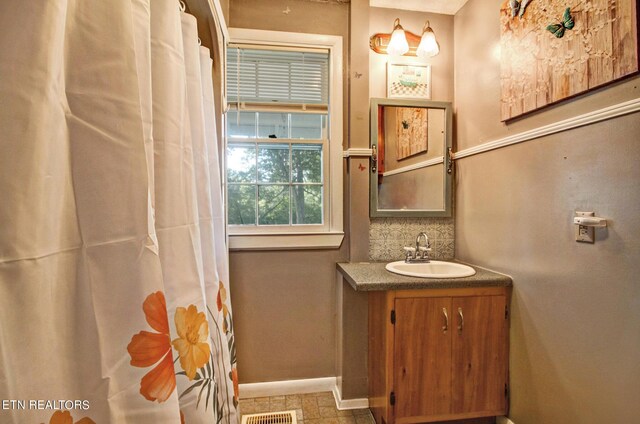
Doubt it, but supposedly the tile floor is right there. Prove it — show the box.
[239,392,375,424]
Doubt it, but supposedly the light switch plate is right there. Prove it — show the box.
[575,211,595,243]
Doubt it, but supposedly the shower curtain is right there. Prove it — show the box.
[0,1,238,423]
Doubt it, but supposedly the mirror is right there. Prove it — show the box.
[370,98,452,217]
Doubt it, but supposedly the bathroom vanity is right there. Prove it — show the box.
[337,262,512,424]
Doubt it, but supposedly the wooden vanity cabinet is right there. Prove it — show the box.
[369,287,510,424]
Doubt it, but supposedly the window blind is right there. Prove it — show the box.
[227,46,329,108]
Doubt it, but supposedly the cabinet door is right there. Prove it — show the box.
[451,295,508,415]
[394,297,452,421]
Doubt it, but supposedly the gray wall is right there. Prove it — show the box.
[454,0,640,422]
[229,0,350,384]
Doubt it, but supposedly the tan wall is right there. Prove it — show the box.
[338,0,370,400]
[219,0,229,24]
[454,0,640,422]
[229,250,346,382]
[337,273,369,399]
[347,0,371,263]
[229,0,349,384]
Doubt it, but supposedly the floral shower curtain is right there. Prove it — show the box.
[0,1,238,423]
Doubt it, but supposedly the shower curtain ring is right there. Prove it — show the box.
[198,38,202,46]
[179,1,186,12]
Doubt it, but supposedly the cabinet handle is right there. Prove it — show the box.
[457,307,464,334]
[442,307,448,332]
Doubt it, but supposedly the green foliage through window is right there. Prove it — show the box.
[226,137,324,227]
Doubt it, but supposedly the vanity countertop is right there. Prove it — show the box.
[337,261,512,291]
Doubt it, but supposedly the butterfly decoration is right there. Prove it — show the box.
[546,7,575,38]
[518,0,532,18]
[509,0,533,19]
[509,0,520,18]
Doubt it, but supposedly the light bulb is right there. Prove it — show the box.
[417,22,440,58]
[387,19,409,56]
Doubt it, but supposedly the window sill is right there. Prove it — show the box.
[229,232,344,251]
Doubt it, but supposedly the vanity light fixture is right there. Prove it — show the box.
[387,18,410,56]
[416,21,440,58]
[370,19,440,58]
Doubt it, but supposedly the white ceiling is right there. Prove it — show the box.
[370,0,470,15]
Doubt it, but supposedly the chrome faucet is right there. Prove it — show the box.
[404,232,431,263]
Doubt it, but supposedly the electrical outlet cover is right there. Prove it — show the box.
[575,211,595,243]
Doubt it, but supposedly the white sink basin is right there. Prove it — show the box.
[385,260,476,279]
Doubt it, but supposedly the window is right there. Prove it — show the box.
[225,29,343,250]
[227,114,325,226]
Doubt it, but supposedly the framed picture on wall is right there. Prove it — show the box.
[387,62,431,99]
[395,107,428,160]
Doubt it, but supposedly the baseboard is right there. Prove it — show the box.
[240,378,503,417]
[497,417,515,424]
[332,385,369,410]
[239,377,370,410]
[239,377,336,399]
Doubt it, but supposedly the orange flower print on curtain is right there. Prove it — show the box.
[231,367,239,400]
[128,292,217,411]
[45,410,95,424]
[216,281,229,332]
[214,280,239,406]
[173,304,217,411]
[127,291,176,402]
[172,305,210,380]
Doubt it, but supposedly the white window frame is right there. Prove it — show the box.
[226,28,344,250]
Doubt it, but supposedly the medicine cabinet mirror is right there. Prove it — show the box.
[370,98,452,217]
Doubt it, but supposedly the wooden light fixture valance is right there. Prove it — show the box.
[370,19,439,58]
[370,30,423,56]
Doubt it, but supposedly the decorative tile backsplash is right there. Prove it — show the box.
[369,217,455,261]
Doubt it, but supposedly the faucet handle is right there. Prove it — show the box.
[417,246,431,260]
[403,246,416,261]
